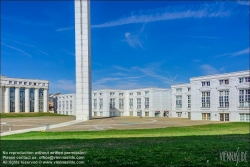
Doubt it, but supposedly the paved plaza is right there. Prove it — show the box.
[1,116,225,134]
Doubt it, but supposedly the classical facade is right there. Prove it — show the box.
[56,88,171,117]
[171,70,250,122]
[0,75,49,113]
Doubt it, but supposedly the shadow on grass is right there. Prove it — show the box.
[1,134,250,167]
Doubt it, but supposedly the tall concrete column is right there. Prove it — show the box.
[43,89,48,112]
[4,87,10,113]
[25,88,30,112]
[75,0,92,120]
[15,87,20,113]
[34,88,39,112]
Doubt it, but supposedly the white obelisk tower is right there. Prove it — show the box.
[75,0,92,120]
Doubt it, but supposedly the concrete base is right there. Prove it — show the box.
[76,115,90,121]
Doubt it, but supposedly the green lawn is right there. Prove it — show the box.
[0,112,69,118]
[1,122,249,167]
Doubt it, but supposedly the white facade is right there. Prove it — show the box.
[56,88,171,117]
[171,70,250,122]
[75,0,92,120]
[0,75,49,113]
[55,94,76,115]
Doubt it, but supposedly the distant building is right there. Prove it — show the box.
[0,75,49,113]
[54,93,75,115]
[56,88,171,117]
[171,70,250,122]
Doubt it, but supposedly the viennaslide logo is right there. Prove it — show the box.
[219,147,248,166]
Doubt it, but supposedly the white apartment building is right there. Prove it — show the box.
[54,93,75,115]
[171,70,250,122]
[56,88,171,117]
[0,75,49,113]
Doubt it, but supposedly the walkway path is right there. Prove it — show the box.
[0,120,84,137]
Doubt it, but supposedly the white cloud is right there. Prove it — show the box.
[56,27,74,32]
[215,47,249,58]
[200,64,224,75]
[1,42,32,58]
[2,16,52,27]
[92,3,231,28]
[125,32,144,49]
[231,47,249,57]
[49,80,75,94]
[237,0,250,6]
[93,77,121,85]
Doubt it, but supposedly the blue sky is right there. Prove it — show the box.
[1,0,249,94]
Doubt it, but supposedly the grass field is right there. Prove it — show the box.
[0,112,68,118]
[1,122,249,167]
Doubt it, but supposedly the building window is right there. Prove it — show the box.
[130,111,133,116]
[110,98,115,109]
[137,92,141,95]
[202,113,211,120]
[100,93,102,96]
[145,112,149,117]
[176,96,182,108]
[93,93,96,96]
[110,92,115,96]
[202,81,210,87]
[20,87,25,112]
[219,79,229,85]
[62,101,64,109]
[240,114,250,122]
[66,101,68,109]
[129,93,133,96]
[10,87,15,112]
[219,90,229,108]
[14,81,17,84]
[239,77,250,83]
[94,112,97,116]
[177,112,182,117]
[137,112,140,116]
[70,101,72,109]
[145,91,149,95]
[145,98,149,108]
[119,99,124,109]
[119,93,123,97]
[129,99,133,109]
[120,112,124,116]
[24,82,27,85]
[93,99,97,109]
[38,88,44,112]
[99,98,103,109]
[239,89,250,107]
[100,112,103,116]
[201,92,210,108]
[30,88,34,112]
[187,95,191,108]
[188,88,191,91]
[176,88,182,92]
[137,98,141,108]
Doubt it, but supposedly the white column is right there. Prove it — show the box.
[15,87,20,113]
[25,88,30,112]
[4,87,10,113]
[43,89,48,112]
[75,0,92,120]
[34,88,39,112]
